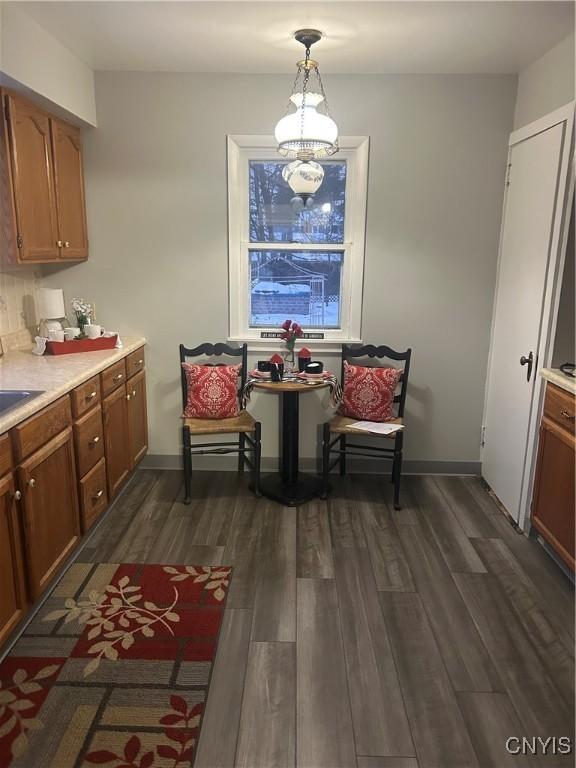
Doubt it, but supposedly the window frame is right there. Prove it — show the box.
[227,135,369,346]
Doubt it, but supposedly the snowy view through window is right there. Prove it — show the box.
[249,160,346,329]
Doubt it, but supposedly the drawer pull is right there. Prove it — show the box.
[28,478,36,488]
[89,435,100,445]
[86,391,97,401]
[135,359,143,366]
[112,373,123,382]
[126,393,131,401]
[92,490,104,501]
[14,490,21,501]
[132,390,136,397]
[560,409,575,421]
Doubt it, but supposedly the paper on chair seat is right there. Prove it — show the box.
[349,420,405,435]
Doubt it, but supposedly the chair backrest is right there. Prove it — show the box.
[341,343,412,417]
[179,342,248,410]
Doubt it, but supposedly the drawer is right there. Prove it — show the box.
[101,359,127,398]
[544,383,576,434]
[80,457,108,531]
[0,433,13,477]
[126,347,145,379]
[74,405,104,477]
[12,396,72,462]
[71,375,101,419]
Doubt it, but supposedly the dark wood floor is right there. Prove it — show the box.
[78,469,575,768]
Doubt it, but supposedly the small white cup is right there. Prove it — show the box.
[64,327,80,340]
[85,325,104,339]
[48,329,65,342]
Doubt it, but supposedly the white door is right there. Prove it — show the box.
[483,113,572,523]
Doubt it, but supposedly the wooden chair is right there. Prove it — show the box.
[180,342,261,504]
[321,343,412,509]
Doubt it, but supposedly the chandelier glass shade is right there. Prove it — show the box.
[282,160,325,195]
[274,31,339,162]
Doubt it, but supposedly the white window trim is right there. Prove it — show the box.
[227,134,369,347]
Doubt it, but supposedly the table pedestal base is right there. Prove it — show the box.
[260,473,322,506]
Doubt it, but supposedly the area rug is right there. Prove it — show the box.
[0,562,231,767]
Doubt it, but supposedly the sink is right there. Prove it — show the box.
[0,390,44,416]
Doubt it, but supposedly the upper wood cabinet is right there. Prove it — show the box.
[1,91,88,265]
[51,119,88,260]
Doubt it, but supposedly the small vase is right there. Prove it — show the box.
[283,347,295,372]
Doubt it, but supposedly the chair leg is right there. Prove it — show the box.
[238,433,246,472]
[183,427,192,505]
[253,423,262,497]
[390,453,397,484]
[393,450,403,510]
[339,435,347,476]
[321,423,331,499]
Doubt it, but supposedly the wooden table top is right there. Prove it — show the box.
[252,379,329,393]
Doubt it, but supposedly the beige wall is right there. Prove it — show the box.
[43,71,516,469]
[0,3,97,125]
[0,266,40,341]
[513,33,575,129]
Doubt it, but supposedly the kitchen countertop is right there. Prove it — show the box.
[0,335,146,434]
[540,367,576,396]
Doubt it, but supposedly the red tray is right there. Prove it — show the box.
[45,335,118,355]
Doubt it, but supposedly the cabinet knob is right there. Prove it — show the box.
[57,240,63,248]
[132,390,136,397]
[560,409,575,421]
[14,490,22,501]
[113,374,123,382]
[126,393,131,401]
[64,241,70,248]
[136,359,143,366]
[86,391,97,401]
[92,490,104,501]
[89,435,100,445]
[28,478,36,488]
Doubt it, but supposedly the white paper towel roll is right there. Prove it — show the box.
[38,288,65,319]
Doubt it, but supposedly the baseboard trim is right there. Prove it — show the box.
[140,454,480,476]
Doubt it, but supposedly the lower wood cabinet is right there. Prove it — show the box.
[0,474,27,647]
[127,369,148,467]
[531,382,575,571]
[18,427,80,599]
[103,383,131,498]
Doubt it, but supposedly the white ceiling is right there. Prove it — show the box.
[12,1,574,74]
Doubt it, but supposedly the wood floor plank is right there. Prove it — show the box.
[357,758,419,768]
[194,609,252,768]
[235,641,295,768]
[79,469,161,561]
[191,472,244,546]
[396,521,502,692]
[472,537,574,709]
[457,692,539,768]
[432,476,497,538]
[380,592,479,768]
[453,571,574,759]
[464,477,575,639]
[297,578,357,768]
[251,504,296,641]
[107,470,182,562]
[411,477,486,573]
[360,500,415,591]
[297,501,334,578]
[333,547,414,757]
[223,499,264,609]
[328,477,368,549]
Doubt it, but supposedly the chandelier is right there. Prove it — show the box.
[275,29,339,202]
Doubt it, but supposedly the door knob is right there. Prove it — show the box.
[520,351,534,382]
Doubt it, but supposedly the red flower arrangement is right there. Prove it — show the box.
[280,319,304,351]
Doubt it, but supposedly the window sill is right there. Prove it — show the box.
[228,337,363,355]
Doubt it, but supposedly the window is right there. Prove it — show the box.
[227,135,369,345]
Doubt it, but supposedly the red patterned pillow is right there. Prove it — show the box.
[182,363,240,419]
[339,362,402,422]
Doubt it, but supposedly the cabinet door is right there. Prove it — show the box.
[103,384,130,498]
[51,119,88,260]
[18,428,80,599]
[127,370,148,468]
[0,474,27,647]
[531,417,575,571]
[5,95,59,262]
